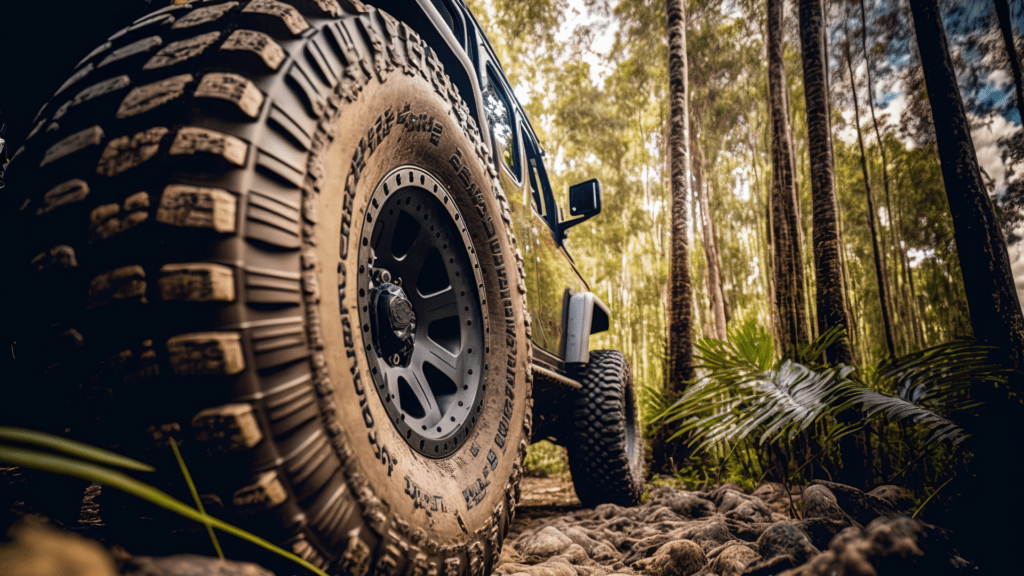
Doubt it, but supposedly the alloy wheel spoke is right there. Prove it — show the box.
[415,286,459,325]
[397,227,437,288]
[415,338,461,383]
[397,366,443,426]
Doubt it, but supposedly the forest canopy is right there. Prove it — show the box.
[468,0,1022,405]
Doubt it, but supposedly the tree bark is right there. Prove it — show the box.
[845,36,896,358]
[994,0,1024,124]
[657,0,695,473]
[692,113,728,340]
[768,0,808,359]
[800,0,853,364]
[909,0,1024,568]
[909,0,1024,372]
[859,0,906,352]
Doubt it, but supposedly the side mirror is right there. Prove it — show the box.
[559,179,602,239]
[569,179,601,216]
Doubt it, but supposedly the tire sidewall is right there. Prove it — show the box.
[313,70,529,541]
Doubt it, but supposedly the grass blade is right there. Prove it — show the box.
[168,436,224,560]
[0,446,328,576]
[0,426,154,472]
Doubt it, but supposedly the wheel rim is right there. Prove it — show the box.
[355,166,487,458]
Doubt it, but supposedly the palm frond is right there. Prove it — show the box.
[795,325,848,367]
[661,333,1002,453]
[663,360,854,451]
[873,339,1004,414]
[844,388,968,445]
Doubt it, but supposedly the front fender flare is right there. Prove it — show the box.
[564,292,610,365]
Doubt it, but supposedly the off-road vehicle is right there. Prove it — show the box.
[0,0,644,572]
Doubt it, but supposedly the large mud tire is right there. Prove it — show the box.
[2,1,532,574]
[566,350,644,508]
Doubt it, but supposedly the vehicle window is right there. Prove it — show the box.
[484,71,520,179]
[528,158,547,217]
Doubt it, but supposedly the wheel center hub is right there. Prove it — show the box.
[371,281,416,365]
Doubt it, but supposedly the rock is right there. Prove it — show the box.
[775,516,964,576]
[752,483,798,517]
[808,481,897,526]
[646,489,715,520]
[595,503,631,521]
[504,560,578,576]
[121,555,275,576]
[670,518,739,552]
[791,517,854,551]
[800,485,857,528]
[0,519,117,576]
[518,526,574,558]
[723,518,772,542]
[632,540,706,576]
[551,543,593,567]
[725,499,775,524]
[643,506,685,524]
[755,523,819,565]
[742,554,799,576]
[867,485,913,513]
[494,483,961,576]
[709,543,760,576]
[562,527,619,562]
[706,540,757,560]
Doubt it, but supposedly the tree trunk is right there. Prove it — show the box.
[803,0,867,489]
[768,0,808,359]
[845,37,896,358]
[910,0,1024,372]
[896,198,925,346]
[657,0,695,473]
[859,0,906,353]
[800,0,853,364]
[994,0,1024,124]
[909,0,1024,568]
[693,113,728,340]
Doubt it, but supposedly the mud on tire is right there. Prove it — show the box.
[566,350,644,508]
[2,1,532,574]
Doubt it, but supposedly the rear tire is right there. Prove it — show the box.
[3,2,532,573]
[566,350,645,507]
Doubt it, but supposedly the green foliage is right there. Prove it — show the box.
[661,322,1002,452]
[523,440,570,477]
[659,321,1005,494]
[0,427,328,576]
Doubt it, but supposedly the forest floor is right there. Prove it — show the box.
[0,469,969,576]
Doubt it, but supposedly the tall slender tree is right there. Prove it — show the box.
[994,0,1023,123]
[858,0,908,350]
[908,0,1024,374]
[692,112,728,340]
[909,0,1024,568]
[800,0,852,364]
[768,0,809,358]
[659,0,695,471]
[844,25,896,358]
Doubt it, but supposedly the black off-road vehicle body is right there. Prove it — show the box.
[0,0,643,572]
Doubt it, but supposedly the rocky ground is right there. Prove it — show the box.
[499,476,971,576]
[0,473,971,576]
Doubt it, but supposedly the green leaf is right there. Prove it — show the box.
[0,445,328,576]
[0,426,154,473]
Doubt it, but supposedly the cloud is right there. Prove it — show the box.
[972,112,1021,196]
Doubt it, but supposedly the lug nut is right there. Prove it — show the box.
[391,354,401,365]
